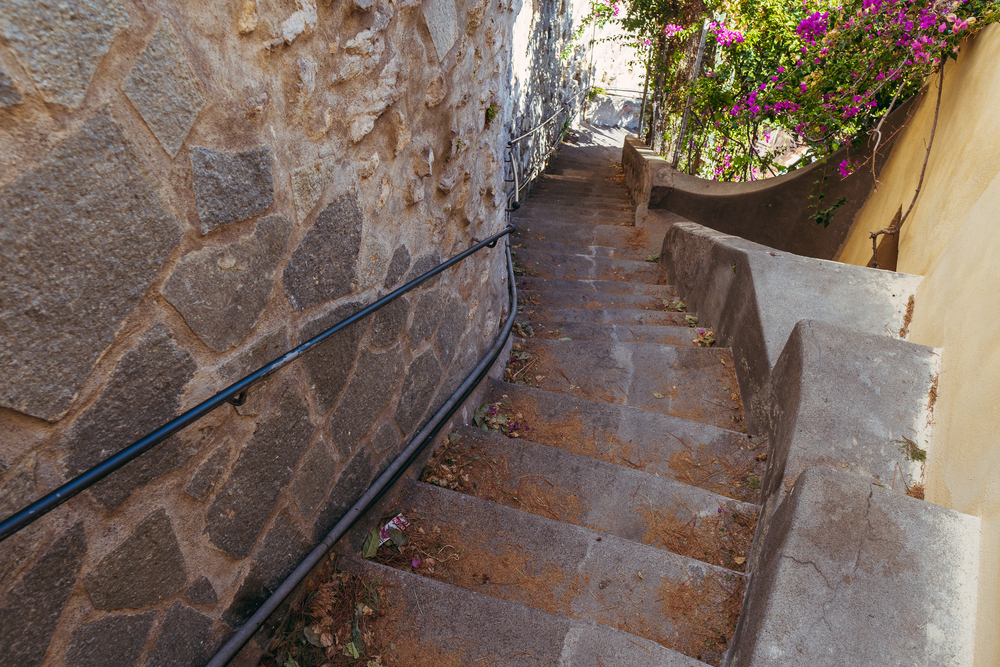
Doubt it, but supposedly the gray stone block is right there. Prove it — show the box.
[223,511,311,626]
[205,391,314,558]
[0,0,130,108]
[328,348,403,458]
[163,215,291,351]
[404,251,443,287]
[123,18,204,158]
[422,0,459,61]
[300,302,367,414]
[312,448,373,542]
[67,612,155,667]
[219,326,289,416]
[370,297,408,347]
[728,467,979,667]
[62,323,197,510]
[436,296,466,364]
[184,446,229,503]
[84,508,187,610]
[0,69,22,107]
[394,349,441,434]
[290,442,337,518]
[370,422,398,454]
[0,522,86,667]
[184,576,218,606]
[143,602,213,667]
[660,221,921,427]
[408,290,443,346]
[757,320,935,509]
[0,110,182,422]
[283,194,364,311]
[191,145,274,234]
[383,245,411,289]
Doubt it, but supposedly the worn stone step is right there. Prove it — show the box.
[513,237,651,262]
[507,337,743,432]
[519,305,690,327]
[525,192,632,209]
[514,219,658,253]
[486,379,762,504]
[729,467,980,667]
[514,200,636,219]
[515,320,697,345]
[349,479,745,664]
[513,248,662,283]
[530,181,630,198]
[516,275,674,296]
[442,425,759,573]
[520,288,680,313]
[340,558,711,667]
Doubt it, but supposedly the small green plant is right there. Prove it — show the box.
[645,253,660,262]
[559,44,574,61]
[662,299,686,312]
[896,436,927,463]
[485,103,498,126]
[587,86,606,101]
[685,314,699,327]
[692,328,716,347]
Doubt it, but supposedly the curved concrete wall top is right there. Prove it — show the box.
[621,97,915,260]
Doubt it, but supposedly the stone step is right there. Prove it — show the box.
[513,248,662,283]
[513,237,651,262]
[520,288,680,313]
[515,320,697,345]
[524,192,632,209]
[340,558,712,667]
[516,275,674,296]
[443,425,759,573]
[514,200,636,219]
[486,379,762,504]
[349,478,745,664]
[513,219,659,253]
[519,305,690,327]
[530,181,631,198]
[729,467,980,667]
[507,337,743,432]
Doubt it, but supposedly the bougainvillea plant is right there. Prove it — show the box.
[580,0,998,183]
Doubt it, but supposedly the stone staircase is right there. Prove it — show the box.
[317,132,764,667]
[272,128,980,667]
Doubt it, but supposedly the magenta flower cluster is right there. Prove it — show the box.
[711,21,745,45]
[796,11,830,44]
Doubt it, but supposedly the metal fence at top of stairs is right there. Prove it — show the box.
[0,83,590,666]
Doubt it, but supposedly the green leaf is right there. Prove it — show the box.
[653,393,665,399]
[645,253,660,262]
[685,314,699,327]
[344,642,360,659]
[362,527,380,559]
[558,337,572,341]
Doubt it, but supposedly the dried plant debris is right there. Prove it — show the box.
[668,441,763,504]
[263,561,392,667]
[692,328,716,347]
[472,396,532,437]
[641,504,756,572]
[661,298,687,312]
[503,345,545,387]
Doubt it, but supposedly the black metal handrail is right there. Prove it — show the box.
[0,225,514,544]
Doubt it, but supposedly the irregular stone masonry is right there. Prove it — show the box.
[0,0,589,663]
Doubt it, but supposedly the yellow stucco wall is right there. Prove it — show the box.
[837,23,1000,666]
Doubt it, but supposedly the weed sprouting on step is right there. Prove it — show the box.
[263,559,392,667]
[692,329,717,347]
[660,298,687,312]
[640,504,756,572]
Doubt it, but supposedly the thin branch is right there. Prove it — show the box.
[869,62,946,269]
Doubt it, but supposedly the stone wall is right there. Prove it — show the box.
[0,0,582,664]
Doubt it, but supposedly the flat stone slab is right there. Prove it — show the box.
[342,558,710,667]
[516,276,674,296]
[162,214,291,352]
[0,0,131,108]
[516,321,695,345]
[729,466,979,667]
[450,425,757,567]
[515,248,661,283]
[344,479,742,661]
[514,219,659,253]
[123,18,204,158]
[487,379,760,503]
[191,145,274,234]
[517,238,650,261]
[520,305,690,327]
[520,288,676,312]
[0,110,182,421]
